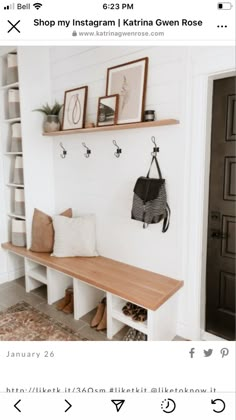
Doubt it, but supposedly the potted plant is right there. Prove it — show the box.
[34,101,63,133]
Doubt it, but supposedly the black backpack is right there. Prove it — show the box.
[131,155,170,231]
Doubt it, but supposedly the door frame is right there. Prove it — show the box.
[188,69,236,341]
[201,71,236,340]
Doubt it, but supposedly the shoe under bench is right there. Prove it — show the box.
[1,242,184,341]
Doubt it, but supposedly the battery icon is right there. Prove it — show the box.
[217,2,233,9]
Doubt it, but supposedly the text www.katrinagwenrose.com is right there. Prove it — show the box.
[71,30,165,37]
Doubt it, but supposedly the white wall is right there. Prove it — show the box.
[51,46,187,279]
[18,47,55,243]
[50,46,235,340]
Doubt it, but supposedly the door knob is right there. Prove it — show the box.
[211,230,228,239]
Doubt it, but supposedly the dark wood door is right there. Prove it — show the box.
[206,76,236,340]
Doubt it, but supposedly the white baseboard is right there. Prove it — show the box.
[0,267,25,284]
[200,330,228,342]
[176,322,197,341]
[176,324,228,342]
[0,272,8,284]
[8,267,25,281]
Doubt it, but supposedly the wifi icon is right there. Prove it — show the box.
[33,2,43,9]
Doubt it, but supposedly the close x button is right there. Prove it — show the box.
[7,20,21,33]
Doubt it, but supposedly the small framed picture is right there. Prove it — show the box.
[97,94,119,127]
[62,86,88,130]
[106,57,148,124]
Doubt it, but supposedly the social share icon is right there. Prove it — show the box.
[220,348,229,358]
[204,349,213,357]
[189,348,195,358]
[111,400,125,413]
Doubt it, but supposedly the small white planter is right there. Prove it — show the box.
[14,188,25,216]
[8,88,20,119]
[13,156,24,184]
[12,219,26,247]
[43,115,60,133]
[7,53,18,85]
[10,122,22,152]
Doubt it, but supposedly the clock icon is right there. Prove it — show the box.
[161,398,176,413]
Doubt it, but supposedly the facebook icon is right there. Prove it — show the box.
[189,348,195,358]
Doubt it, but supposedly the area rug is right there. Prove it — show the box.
[0,302,89,341]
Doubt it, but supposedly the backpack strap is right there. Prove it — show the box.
[162,203,171,232]
[147,156,162,179]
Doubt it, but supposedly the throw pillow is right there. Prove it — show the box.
[52,214,98,257]
[30,208,72,253]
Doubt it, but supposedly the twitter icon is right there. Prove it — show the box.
[204,349,213,357]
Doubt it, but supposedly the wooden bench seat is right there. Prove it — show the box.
[1,242,183,340]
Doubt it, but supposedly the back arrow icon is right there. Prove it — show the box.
[65,399,72,413]
[211,399,226,413]
[14,399,21,412]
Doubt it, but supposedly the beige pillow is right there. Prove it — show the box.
[52,214,98,257]
[30,208,72,253]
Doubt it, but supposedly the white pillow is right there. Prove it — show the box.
[52,214,98,257]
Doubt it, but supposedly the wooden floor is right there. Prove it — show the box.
[0,278,186,341]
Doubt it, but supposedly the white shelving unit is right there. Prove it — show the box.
[0,48,26,280]
[1,46,55,284]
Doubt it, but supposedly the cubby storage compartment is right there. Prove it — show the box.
[109,294,148,336]
[73,278,104,320]
[47,269,73,306]
[25,258,47,292]
[28,265,47,285]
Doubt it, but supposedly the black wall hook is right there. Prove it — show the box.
[113,140,122,158]
[151,136,159,156]
[60,142,67,159]
[82,142,91,158]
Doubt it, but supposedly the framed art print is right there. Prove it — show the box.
[62,86,88,130]
[106,57,148,124]
[97,94,119,127]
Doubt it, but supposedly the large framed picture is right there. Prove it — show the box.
[106,57,148,125]
[62,86,88,130]
[97,94,119,127]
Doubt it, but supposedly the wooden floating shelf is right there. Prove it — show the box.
[43,119,179,137]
